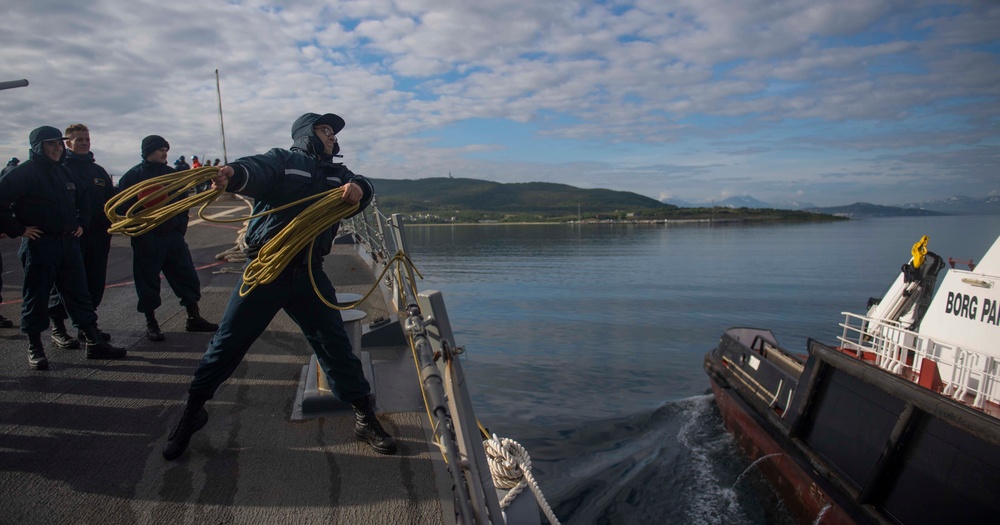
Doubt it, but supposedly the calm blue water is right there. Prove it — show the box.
[404,215,1000,525]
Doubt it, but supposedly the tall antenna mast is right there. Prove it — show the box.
[215,69,228,163]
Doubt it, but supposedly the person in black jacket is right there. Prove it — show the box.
[0,252,12,329]
[1,158,18,176]
[173,155,190,171]
[0,229,13,329]
[0,158,24,328]
[0,159,18,327]
[0,156,22,327]
[161,112,394,460]
[117,135,217,341]
[0,126,126,370]
[0,160,17,328]
[47,123,116,348]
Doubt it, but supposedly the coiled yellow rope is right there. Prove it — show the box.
[106,167,377,306]
[105,167,223,237]
[239,187,358,297]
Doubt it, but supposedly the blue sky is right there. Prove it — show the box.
[1,0,997,207]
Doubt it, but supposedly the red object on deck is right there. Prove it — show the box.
[918,358,944,393]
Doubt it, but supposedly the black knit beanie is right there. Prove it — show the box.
[141,135,170,158]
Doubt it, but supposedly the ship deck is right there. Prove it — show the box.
[0,198,447,524]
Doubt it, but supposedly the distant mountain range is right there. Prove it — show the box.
[662,194,1000,216]
[897,195,1000,215]
[663,195,821,210]
[803,203,944,217]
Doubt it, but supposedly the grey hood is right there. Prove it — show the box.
[290,113,344,158]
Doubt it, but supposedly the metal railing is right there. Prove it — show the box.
[838,312,999,409]
[343,203,508,525]
[347,197,395,269]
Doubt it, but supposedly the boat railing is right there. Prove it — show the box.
[942,345,999,409]
[838,312,1000,410]
[347,196,397,271]
[342,204,524,525]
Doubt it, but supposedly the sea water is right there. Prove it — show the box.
[404,215,1000,524]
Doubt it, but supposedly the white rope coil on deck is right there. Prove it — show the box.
[213,195,254,266]
[483,434,561,525]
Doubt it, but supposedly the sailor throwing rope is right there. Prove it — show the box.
[162,112,396,460]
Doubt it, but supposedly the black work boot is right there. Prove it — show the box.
[0,314,14,328]
[77,327,111,342]
[185,304,218,333]
[83,324,127,359]
[50,318,81,349]
[28,332,48,370]
[163,396,210,460]
[145,312,165,342]
[352,396,397,455]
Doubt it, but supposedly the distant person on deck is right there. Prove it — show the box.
[47,123,117,348]
[191,155,202,169]
[2,157,19,176]
[0,126,126,370]
[173,155,190,171]
[117,135,218,342]
[161,111,394,461]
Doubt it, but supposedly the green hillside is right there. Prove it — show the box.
[368,177,838,224]
[371,177,668,213]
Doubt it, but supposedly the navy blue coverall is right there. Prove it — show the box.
[49,150,116,316]
[0,145,97,334]
[187,113,374,403]
[117,161,202,314]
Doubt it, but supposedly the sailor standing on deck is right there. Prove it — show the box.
[162,112,396,460]
[0,157,18,329]
[0,157,24,329]
[0,126,126,370]
[1,157,19,176]
[48,123,116,347]
[117,135,218,341]
[173,155,190,171]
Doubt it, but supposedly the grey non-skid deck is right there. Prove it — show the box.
[0,199,446,524]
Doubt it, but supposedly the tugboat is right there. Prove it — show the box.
[704,235,1000,524]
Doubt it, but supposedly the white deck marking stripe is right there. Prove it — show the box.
[189,203,252,226]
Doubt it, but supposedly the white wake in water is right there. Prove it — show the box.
[675,393,747,523]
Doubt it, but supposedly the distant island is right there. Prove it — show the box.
[370,177,845,224]
[665,194,999,216]
[803,202,945,218]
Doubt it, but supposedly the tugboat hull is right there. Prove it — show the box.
[705,329,1000,525]
[708,375,853,525]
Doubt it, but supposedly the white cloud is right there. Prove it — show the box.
[0,0,997,207]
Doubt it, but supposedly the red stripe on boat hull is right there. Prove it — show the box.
[709,380,856,525]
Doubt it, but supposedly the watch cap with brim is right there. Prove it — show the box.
[29,126,68,158]
[29,126,68,147]
[290,112,346,157]
[313,113,345,135]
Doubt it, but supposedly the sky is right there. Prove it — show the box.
[1,0,998,207]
